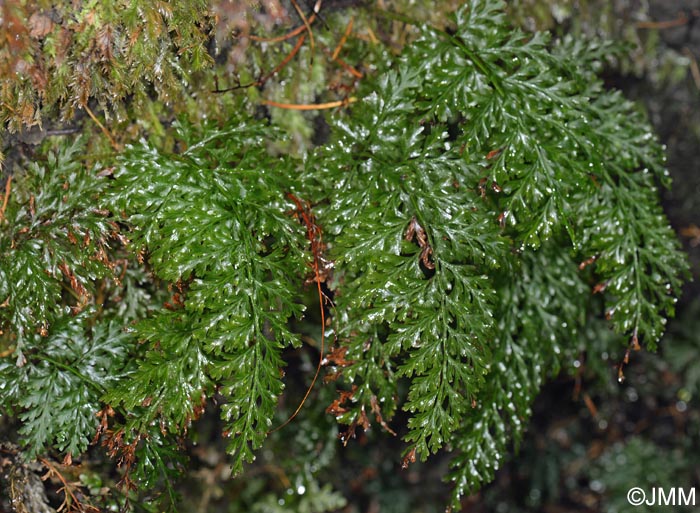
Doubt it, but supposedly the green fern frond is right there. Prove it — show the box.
[108,119,309,472]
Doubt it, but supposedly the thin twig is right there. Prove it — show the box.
[334,55,363,78]
[583,393,599,418]
[0,175,11,222]
[331,16,354,61]
[636,14,689,29]
[683,47,700,90]
[324,48,363,78]
[366,26,379,45]
[40,458,99,513]
[214,34,306,93]
[83,105,120,151]
[270,194,327,434]
[261,97,356,110]
[211,77,257,94]
[249,12,318,42]
[259,34,307,85]
[355,26,379,45]
[290,0,315,60]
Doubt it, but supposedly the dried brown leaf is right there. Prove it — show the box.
[28,12,54,39]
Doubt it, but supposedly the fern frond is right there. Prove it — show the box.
[109,119,308,472]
